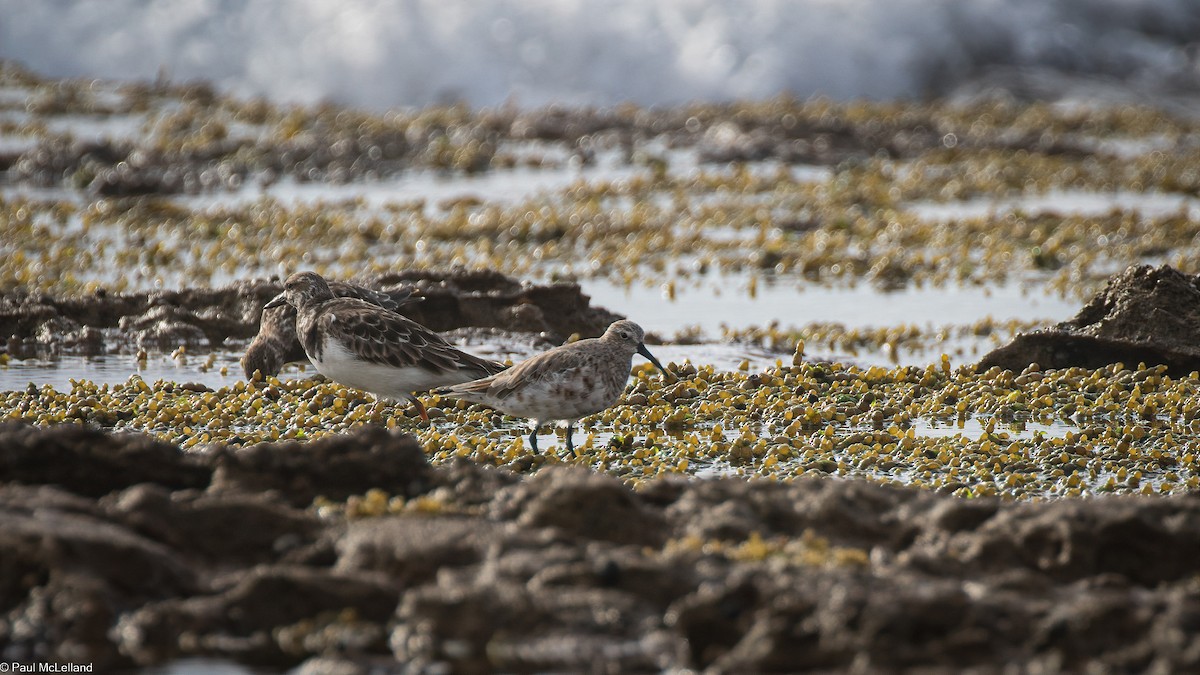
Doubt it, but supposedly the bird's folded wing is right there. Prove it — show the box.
[321,306,499,375]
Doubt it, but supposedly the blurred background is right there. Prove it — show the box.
[2,0,1199,110]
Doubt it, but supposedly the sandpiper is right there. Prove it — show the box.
[244,280,421,379]
[264,271,505,421]
[434,319,666,453]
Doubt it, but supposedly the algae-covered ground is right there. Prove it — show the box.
[4,64,1200,499]
[6,358,1200,501]
[8,65,1200,674]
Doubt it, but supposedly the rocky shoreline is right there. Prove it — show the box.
[8,262,1199,377]
[0,269,623,359]
[2,423,1199,673]
[6,67,1200,674]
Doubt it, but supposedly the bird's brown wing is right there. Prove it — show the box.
[328,280,422,313]
[452,340,588,400]
[315,299,503,377]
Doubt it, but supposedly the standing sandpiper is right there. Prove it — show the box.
[434,319,666,453]
[244,279,421,379]
[265,271,505,421]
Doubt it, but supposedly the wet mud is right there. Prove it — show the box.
[3,423,1200,673]
[980,265,1200,375]
[0,270,622,363]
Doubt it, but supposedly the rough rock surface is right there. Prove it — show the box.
[2,423,1200,673]
[979,264,1200,374]
[204,425,432,507]
[0,269,623,360]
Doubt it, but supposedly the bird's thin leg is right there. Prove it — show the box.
[528,422,540,453]
[364,397,387,423]
[407,394,429,422]
[565,422,574,455]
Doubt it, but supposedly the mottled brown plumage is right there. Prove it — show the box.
[243,279,420,379]
[265,271,505,420]
[436,320,665,452]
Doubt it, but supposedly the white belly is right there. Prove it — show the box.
[313,338,471,399]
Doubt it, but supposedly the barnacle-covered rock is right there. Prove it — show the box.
[0,422,211,496]
[2,423,1200,671]
[206,425,432,507]
[980,265,1200,374]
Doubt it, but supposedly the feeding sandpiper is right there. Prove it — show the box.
[434,319,666,453]
[264,271,505,421]
[244,279,421,379]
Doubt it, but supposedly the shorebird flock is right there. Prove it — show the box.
[257,271,666,452]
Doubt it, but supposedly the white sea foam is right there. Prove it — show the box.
[1,0,1197,109]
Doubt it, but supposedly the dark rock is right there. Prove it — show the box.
[116,565,399,666]
[373,268,623,339]
[105,484,325,567]
[0,423,211,497]
[0,278,282,353]
[0,485,198,669]
[390,579,542,674]
[206,425,431,507]
[32,316,104,354]
[529,543,696,608]
[665,475,922,550]
[0,270,622,366]
[4,423,1200,673]
[666,576,762,668]
[335,515,497,585]
[491,465,668,547]
[391,570,679,675]
[119,304,210,346]
[902,496,1200,585]
[980,265,1200,374]
[1030,588,1161,671]
[920,497,1001,533]
[426,456,522,507]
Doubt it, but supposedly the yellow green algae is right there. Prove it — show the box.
[5,357,1198,500]
[4,66,1200,501]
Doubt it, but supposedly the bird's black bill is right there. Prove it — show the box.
[391,286,424,308]
[263,292,288,310]
[637,343,667,375]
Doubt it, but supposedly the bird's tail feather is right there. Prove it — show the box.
[432,376,495,398]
